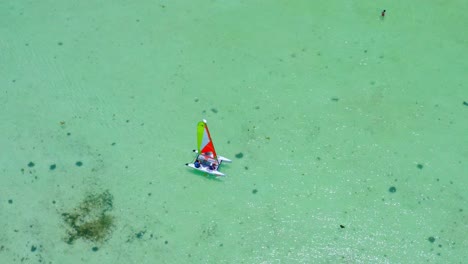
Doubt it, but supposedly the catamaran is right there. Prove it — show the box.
[185,119,231,176]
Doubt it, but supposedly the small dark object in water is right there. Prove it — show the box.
[211,108,218,113]
[252,189,258,194]
[8,199,13,204]
[389,186,397,193]
[381,10,386,17]
[31,245,37,252]
[75,161,83,167]
[417,164,423,169]
[463,101,468,106]
[340,225,345,228]
[50,164,56,170]
[28,161,35,167]
[136,231,145,239]
[235,153,243,159]
[428,236,435,243]
[92,246,99,252]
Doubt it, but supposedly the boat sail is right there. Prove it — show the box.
[186,119,231,176]
[197,120,218,161]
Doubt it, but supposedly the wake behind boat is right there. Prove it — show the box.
[185,119,231,176]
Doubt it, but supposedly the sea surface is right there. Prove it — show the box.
[1,1,467,263]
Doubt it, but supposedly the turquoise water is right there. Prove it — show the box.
[1,1,467,263]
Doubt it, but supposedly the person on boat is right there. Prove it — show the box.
[194,159,201,168]
[209,162,218,170]
[208,163,216,170]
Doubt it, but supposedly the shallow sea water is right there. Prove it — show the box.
[1,1,467,263]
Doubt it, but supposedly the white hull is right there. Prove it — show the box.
[186,150,231,176]
[186,162,225,176]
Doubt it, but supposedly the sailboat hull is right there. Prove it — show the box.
[186,162,226,176]
[186,153,231,176]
